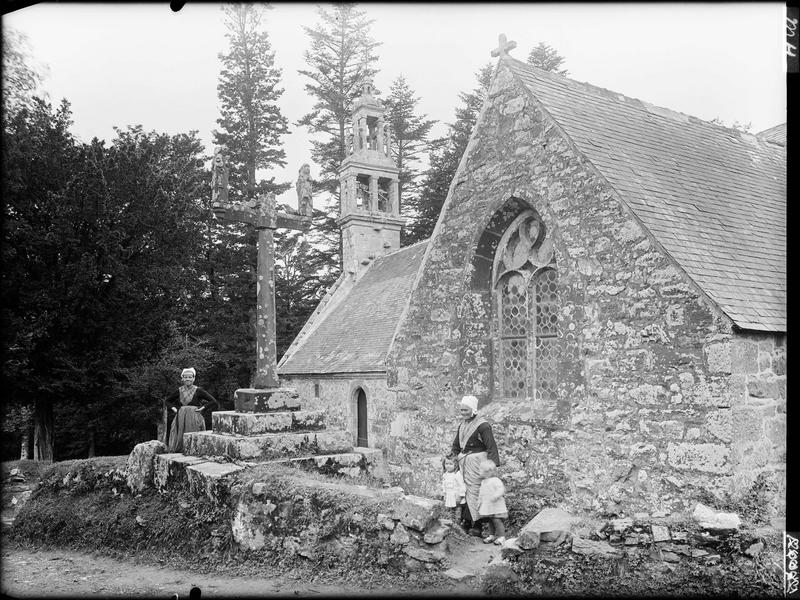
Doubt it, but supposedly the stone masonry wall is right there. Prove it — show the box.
[380,61,786,520]
[706,331,786,515]
[281,375,397,457]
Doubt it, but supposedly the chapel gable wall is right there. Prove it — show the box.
[382,62,784,521]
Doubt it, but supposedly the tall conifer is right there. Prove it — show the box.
[383,75,436,233]
[527,42,568,75]
[208,3,292,384]
[213,3,289,200]
[297,3,380,271]
[405,64,493,244]
[297,3,381,199]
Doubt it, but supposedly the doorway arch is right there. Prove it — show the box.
[356,388,368,447]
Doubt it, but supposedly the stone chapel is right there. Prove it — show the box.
[278,46,786,521]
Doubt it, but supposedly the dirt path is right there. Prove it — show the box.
[2,534,500,597]
[1,547,367,597]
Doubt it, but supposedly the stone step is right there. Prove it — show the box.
[154,449,388,500]
[183,429,353,461]
[269,447,385,478]
[153,453,245,502]
[212,410,325,436]
[233,388,301,413]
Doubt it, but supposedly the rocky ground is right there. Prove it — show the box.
[2,456,502,597]
[2,457,785,598]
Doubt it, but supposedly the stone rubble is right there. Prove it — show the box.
[692,502,741,531]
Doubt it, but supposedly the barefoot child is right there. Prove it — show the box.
[477,459,507,545]
[442,456,467,524]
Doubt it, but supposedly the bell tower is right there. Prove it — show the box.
[338,83,403,279]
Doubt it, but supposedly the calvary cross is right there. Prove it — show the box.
[491,33,517,58]
[212,189,311,390]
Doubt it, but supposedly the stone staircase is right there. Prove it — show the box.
[162,387,385,487]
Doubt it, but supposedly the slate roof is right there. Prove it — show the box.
[279,242,428,375]
[506,57,786,332]
[756,123,786,146]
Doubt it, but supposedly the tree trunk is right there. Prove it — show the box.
[20,429,29,460]
[33,397,54,462]
[87,427,96,458]
[157,401,168,445]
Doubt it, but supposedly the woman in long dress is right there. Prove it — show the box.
[166,367,218,453]
[450,395,501,537]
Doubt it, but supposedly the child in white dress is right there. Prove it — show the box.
[441,456,467,524]
[477,459,507,545]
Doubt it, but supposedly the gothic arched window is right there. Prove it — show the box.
[493,210,558,403]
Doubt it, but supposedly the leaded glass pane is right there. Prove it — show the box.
[535,336,558,403]
[535,269,558,304]
[501,273,527,336]
[501,338,527,398]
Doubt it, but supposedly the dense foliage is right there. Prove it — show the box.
[2,96,212,459]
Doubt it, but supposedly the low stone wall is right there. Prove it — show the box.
[484,505,783,596]
[135,445,455,573]
[230,474,450,571]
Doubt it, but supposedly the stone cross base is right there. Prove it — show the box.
[233,387,302,413]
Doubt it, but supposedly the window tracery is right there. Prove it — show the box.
[493,209,558,403]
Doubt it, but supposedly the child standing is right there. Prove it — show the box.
[477,459,507,545]
[442,456,467,524]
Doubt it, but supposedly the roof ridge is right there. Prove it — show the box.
[505,54,784,332]
[505,56,764,138]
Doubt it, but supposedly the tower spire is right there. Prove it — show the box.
[337,81,403,279]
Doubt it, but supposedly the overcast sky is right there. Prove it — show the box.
[4,2,786,206]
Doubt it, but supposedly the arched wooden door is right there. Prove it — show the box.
[356,388,368,447]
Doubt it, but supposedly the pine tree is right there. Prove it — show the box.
[297,3,381,199]
[297,3,381,273]
[208,3,293,389]
[383,75,436,230]
[527,42,568,75]
[213,3,290,201]
[405,64,493,244]
[2,27,48,120]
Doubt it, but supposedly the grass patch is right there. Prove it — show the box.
[2,458,65,482]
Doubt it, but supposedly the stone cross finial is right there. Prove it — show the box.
[296,163,313,217]
[211,145,229,205]
[491,33,517,58]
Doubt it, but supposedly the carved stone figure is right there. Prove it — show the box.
[211,145,230,205]
[296,163,313,217]
[376,118,385,153]
[358,118,367,151]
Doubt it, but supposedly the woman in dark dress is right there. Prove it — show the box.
[166,367,218,453]
[450,395,500,536]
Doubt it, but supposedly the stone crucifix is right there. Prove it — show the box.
[491,33,517,58]
[211,146,312,404]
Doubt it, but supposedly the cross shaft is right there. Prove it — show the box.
[213,193,310,389]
